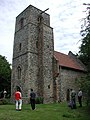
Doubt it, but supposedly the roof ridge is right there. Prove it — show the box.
[54,51,87,72]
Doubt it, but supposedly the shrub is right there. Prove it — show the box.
[35,97,43,104]
[0,98,11,105]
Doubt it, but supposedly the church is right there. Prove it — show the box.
[11,5,86,103]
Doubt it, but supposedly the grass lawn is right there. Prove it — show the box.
[0,102,90,120]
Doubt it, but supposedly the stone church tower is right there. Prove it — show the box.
[11,5,54,103]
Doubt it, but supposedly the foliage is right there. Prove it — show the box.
[76,74,90,105]
[77,4,90,107]
[35,97,43,104]
[0,55,11,98]
[0,103,90,120]
[79,4,90,72]
[0,98,11,105]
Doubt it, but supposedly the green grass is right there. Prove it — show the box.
[0,102,90,120]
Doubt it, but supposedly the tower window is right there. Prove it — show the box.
[36,41,38,48]
[17,66,21,79]
[20,18,24,28]
[19,43,22,51]
[48,85,50,89]
[38,15,43,23]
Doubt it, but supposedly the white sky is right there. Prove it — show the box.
[0,0,89,64]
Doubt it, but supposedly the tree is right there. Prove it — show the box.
[0,55,11,98]
[77,3,90,106]
[79,3,90,72]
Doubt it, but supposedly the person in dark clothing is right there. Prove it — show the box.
[71,89,76,109]
[30,89,36,110]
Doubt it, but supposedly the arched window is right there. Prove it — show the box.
[17,66,21,79]
[20,18,24,28]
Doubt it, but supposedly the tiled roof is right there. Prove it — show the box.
[54,51,86,71]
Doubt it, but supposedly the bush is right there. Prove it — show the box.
[75,74,90,108]
[0,98,11,105]
[35,97,43,104]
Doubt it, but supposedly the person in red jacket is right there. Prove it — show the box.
[15,88,22,111]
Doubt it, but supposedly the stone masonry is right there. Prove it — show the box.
[11,5,54,103]
[11,5,86,104]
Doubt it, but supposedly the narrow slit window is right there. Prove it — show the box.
[19,43,21,51]
[17,66,21,79]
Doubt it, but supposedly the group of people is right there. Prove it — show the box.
[68,88,82,109]
[15,87,82,111]
[15,88,36,111]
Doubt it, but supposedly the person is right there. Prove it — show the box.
[78,88,82,107]
[30,89,36,110]
[71,89,76,109]
[15,88,22,111]
[3,89,7,98]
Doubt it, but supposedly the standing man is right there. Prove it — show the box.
[30,89,36,110]
[15,88,22,111]
[78,88,82,107]
[71,89,76,109]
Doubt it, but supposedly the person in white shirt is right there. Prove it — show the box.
[3,89,7,98]
[78,88,82,107]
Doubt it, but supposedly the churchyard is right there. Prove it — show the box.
[0,102,90,120]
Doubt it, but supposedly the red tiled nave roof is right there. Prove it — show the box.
[54,51,86,71]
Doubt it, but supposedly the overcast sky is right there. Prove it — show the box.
[0,0,89,64]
